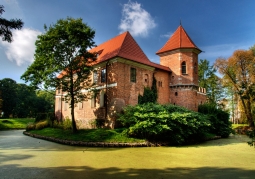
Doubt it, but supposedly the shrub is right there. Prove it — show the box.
[246,129,255,147]
[118,103,211,145]
[26,122,36,131]
[35,120,49,130]
[198,103,232,138]
[62,118,72,130]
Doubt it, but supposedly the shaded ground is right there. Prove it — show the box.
[0,130,255,179]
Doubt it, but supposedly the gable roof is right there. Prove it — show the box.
[156,25,201,54]
[90,31,170,71]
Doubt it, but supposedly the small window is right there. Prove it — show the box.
[100,91,105,107]
[91,96,96,108]
[144,74,148,83]
[64,101,68,111]
[182,61,186,74]
[79,102,83,110]
[130,67,136,83]
[194,63,197,74]
[58,98,61,110]
[175,92,178,96]
[101,69,106,83]
[158,81,163,87]
[93,70,98,84]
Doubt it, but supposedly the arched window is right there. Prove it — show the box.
[181,61,186,74]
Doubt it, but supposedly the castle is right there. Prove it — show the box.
[55,25,207,128]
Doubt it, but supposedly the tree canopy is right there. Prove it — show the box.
[21,17,96,132]
[0,5,23,42]
[198,59,225,106]
[0,78,53,118]
[215,49,255,127]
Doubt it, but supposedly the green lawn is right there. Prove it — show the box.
[232,124,248,129]
[0,118,35,129]
[29,127,146,143]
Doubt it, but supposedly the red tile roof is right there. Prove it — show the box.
[156,25,201,54]
[90,31,170,71]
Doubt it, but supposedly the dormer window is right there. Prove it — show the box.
[181,61,186,74]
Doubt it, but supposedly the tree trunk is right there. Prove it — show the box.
[246,99,254,127]
[70,73,77,133]
[240,97,254,127]
[70,95,77,133]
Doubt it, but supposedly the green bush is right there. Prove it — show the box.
[118,103,211,145]
[62,118,72,130]
[26,122,36,131]
[35,120,49,130]
[246,129,255,147]
[198,103,232,138]
[53,117,72,130]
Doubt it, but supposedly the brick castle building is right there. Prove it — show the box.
[55,25,207,128]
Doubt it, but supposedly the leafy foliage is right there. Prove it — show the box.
[198,59,225,105]
[198,103,232,138]
[21,17,96,133]
[118,103,211,145]
[246,129,255,147]
[215,49,255,127]
[0,78,54,118]
[0,5,23,42]
[138,75,157,104]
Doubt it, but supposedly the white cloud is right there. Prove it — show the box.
[160,31,173,38]
[0,28,42,66]
[119,1,156,37]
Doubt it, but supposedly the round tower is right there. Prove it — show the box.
[156,25,202,111]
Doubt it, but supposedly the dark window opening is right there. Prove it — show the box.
[182,61,186,74]
[158,81,163,87]
[130,67,136,83]
[175,92,178,96]
[93,70,98,84]
[101,69,106,83]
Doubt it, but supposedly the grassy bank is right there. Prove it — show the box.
[232,124,248,129]
[28,128,146,143]
[0,118,35,129]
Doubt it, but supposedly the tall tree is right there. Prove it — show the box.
[21,17,96,132]
[0,78,18,118]
[0,5,23,42]
[198,59,224,105]
[215,49,255,127]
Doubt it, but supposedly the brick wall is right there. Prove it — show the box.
[159,49,199,86]
[154,70,170,104]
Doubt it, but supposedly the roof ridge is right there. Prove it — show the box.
[116,31,129,57]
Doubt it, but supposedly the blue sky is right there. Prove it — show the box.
[0,0,255,83]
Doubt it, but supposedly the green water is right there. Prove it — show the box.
[0,130,255,179]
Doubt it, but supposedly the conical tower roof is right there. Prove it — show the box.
[156,25,201,54]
